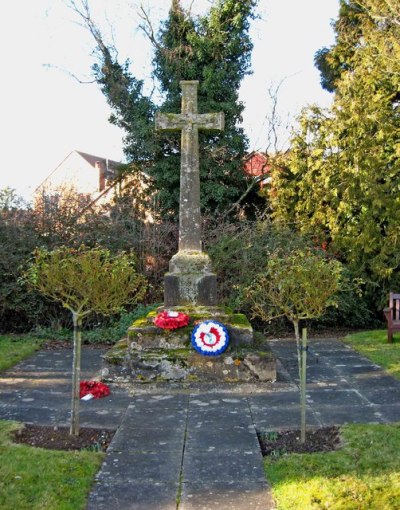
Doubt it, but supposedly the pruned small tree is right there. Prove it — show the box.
[26,246,146,436]
[246,248,343,442]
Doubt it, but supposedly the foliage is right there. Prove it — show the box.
[344,329,400,380]
[34,185,176,302]
[314,0,364,92]
[151,0,261,218]
[0,187,27,210]
[206,218,314,311]
[207,217,371,330]
[316,0,400,92]
[76,0,262,220]
[32,185,94,246]
[312,266,375,329]
[264,423,400,510]
[0,336,43,372]
[0,204,54,333]
[245,249,343,329]
[0,420,103,510]
[32,304,160,344]
[0,182,173,333]
[26,246,146,317]
[270,0,400,312]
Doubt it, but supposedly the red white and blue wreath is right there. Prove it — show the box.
[191,320,230,356]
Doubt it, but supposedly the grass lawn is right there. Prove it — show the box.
[265,423,400,510]
[0,420,103,510]
[343,330,400,380]
[0,335,44,372]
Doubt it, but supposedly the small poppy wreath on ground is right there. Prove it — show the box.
[191,320,230,356]
[80,381,110,399]
[154,310,190,330]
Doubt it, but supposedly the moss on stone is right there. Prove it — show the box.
[131,317,149,328]
[230,314,252,329]
[105,355,127,365]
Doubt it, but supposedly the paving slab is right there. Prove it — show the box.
[108,424,186,453]
[352,374,400,390]
[250,404,322,431]
[313,404,387,426]
[306,388,369,406]
[183,449,265,483]
[360,388,400,405]
[96,449,184,482]
[186,424,259,451]
[180,481,274,510]
[0,404,70,426]
[268,337,400,421]
[87,481,179,510]
[380,404,400,422]
[0,347,130,428]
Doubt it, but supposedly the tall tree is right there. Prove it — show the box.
[72,0,260,220]
[314,1,364,92]
[271,0,400,310]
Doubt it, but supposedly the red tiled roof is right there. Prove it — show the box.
[243,152,270,177]
[76,151,121,170]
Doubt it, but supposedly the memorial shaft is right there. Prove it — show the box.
[155,81,224,252]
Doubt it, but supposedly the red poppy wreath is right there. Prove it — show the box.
[154,310,190,330]
[80,380,110,399]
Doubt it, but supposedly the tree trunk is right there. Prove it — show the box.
[70,312,82,436]
[293,319,301,380]
[300,327,308,443]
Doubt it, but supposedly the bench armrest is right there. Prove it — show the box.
[384,307,392,324]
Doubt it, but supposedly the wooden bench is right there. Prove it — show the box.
[384,292,400,343]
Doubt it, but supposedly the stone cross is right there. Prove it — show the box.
[155,80,224,252]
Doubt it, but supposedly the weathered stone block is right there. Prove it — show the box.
[164,273,217,307]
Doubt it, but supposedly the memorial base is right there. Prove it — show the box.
[101,306,277,384]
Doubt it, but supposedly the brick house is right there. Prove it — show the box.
[243,151,271,187]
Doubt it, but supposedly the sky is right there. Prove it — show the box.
[0,0,339,201]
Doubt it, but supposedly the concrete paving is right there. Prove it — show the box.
[1,337,400,509]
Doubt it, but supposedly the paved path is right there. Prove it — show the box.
[1,338,400,509]
[87,393,272,509]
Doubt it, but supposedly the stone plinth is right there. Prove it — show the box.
[164,251,217,307]
[102,307,277,384]
[103,344,276,384]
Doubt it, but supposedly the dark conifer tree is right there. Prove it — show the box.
[80,0,260,219]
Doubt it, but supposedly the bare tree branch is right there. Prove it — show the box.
[67,0,116,61]
[43,63,96,84]
[265,77,292,153]
[220,174,266,219]
[138,3,161,50]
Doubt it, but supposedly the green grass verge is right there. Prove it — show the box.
[343,329,400,380]
[0,335,44,372]
[0,420,103,510]
[265,423,400,510]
